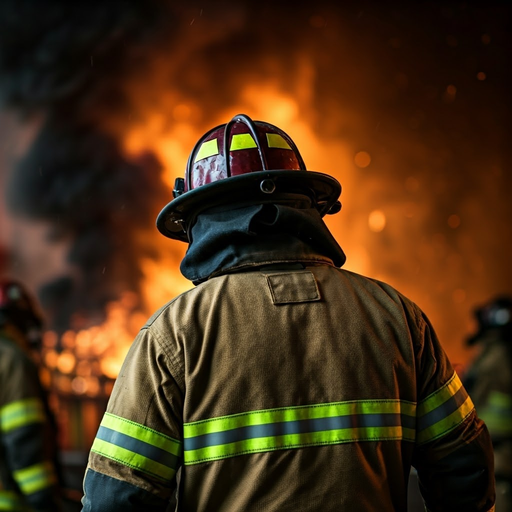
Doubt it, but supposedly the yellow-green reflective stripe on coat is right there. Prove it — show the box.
[0,490,30,511]
[183,372,474,464]
[417,372,475,444]
[91,412,181,481]
[479,390,512,436]
[183,399,417,465]
[0,398,45,433]
[13,461,56,495]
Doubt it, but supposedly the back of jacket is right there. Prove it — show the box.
[83,264,495,511]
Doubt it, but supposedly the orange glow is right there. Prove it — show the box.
[448,214,461,229]
[71,376,87,394]
[369,210,386,232]
[43,291,147,396]
[405,176,420,192]
[443,85,457,103]
[172,103,193,122]
[61,331,76,349]
[404,202,416,219]
[42,85,377,391]
[57,351,76,374]
[41,76,492,390]
[44,85,358,393]
[100,358,122,380]
[354,151,371,168]
[43,331,58,348]
[452,289,467,304]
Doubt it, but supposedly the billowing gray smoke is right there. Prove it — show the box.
[7,116,166,330]
[0,1,175,331]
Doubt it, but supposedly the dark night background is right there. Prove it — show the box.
[1,0,511,366]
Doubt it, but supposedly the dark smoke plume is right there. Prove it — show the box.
[7,116,167,331]
[0,0,175,115]
[0,1,176,330]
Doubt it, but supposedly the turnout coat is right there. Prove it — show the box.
[82,261,494,511]
[0,330,61,511]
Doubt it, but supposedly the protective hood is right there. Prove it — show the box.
[180,200,346,285]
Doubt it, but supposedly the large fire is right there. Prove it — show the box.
[39,86,364,408]
[2,4,509,452]
[39,83,476,423]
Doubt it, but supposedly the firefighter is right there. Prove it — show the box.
[0,278,62,511]
[464,296,512,512]
[82,114,495,511]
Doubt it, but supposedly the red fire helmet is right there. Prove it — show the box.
[157,114,342,242]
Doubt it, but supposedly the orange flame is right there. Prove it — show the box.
[44,81,475,398]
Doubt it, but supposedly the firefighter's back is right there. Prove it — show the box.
[162,264,423,511]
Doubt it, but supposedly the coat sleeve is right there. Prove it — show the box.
[81,325,184,512]
[0,343,62,511]
[411,310,496,512]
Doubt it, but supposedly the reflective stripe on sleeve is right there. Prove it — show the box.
[0,398,45,433]
[91,413,181,482]
[417,372,475,444]
[0,490,29,511]
[13,461,56,496]
[183,400,416,465]
[479,390,512,436]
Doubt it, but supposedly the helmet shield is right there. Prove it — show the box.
[157,114,341,242]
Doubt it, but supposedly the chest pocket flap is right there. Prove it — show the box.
[265,270,321,305]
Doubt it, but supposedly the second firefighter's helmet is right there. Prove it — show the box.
[466,295,512,345]
[0,278,43,338]
[156,114,342,241]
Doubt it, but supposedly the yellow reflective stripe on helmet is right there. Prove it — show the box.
[478,390,512,436]
[91,412,181,481]
[194,138,218,162]
[417,372,475,444]
[183,399,416,465]
[13,461,56,496]
[230,133,257,151]
[0,490,29,511]
[0,398,45,433]
[266,132,292,150]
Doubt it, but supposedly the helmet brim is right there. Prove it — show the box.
[156,170,341,241]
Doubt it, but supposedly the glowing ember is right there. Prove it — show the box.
[354,151,371,169]
[369,210,386,233]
